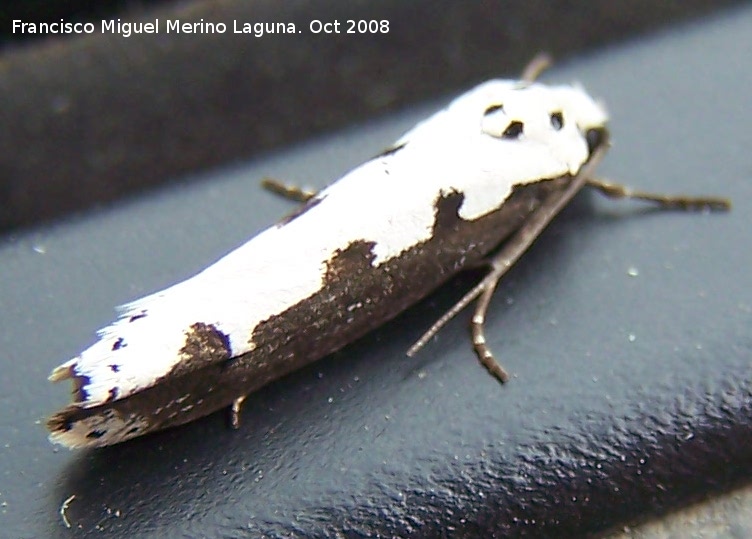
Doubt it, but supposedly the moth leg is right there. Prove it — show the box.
[407,279,488,358]
[408,145,609,380]
[230,395,247,429]
[406,258,515,382]
[261,177,317,202]
[521,53,553,83]
[587,178,731,211]
[471,278,510,383]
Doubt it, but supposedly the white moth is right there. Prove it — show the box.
[47,56,728,448]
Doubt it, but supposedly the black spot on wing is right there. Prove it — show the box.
[550,111,564,130]
[86,429,105,439]
[484,104,504,116]
[112,337,126,351]
[109,364,120,373]
[502,121,524,139]
[129,311,147,323]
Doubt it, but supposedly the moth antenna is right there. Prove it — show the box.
[521,53,554,82]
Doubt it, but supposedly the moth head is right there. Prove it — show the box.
[478,81,609,170]
[550,83,609,155]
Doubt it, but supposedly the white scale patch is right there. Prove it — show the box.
[51,80,608,410]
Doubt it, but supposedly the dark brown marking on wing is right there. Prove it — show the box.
[325,240,377,283]
[169,322,232,378]
[433,191,464,234]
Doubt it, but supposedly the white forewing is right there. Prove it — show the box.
[53,80,608,408]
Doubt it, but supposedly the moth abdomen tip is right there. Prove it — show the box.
[48,363,74,382]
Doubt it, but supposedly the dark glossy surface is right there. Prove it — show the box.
[1,6,751,537]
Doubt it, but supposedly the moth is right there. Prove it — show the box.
[47,56,729,448]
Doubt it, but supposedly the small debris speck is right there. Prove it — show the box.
[60,494,76,528]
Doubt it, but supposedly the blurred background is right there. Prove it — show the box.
[0,0,745,232]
